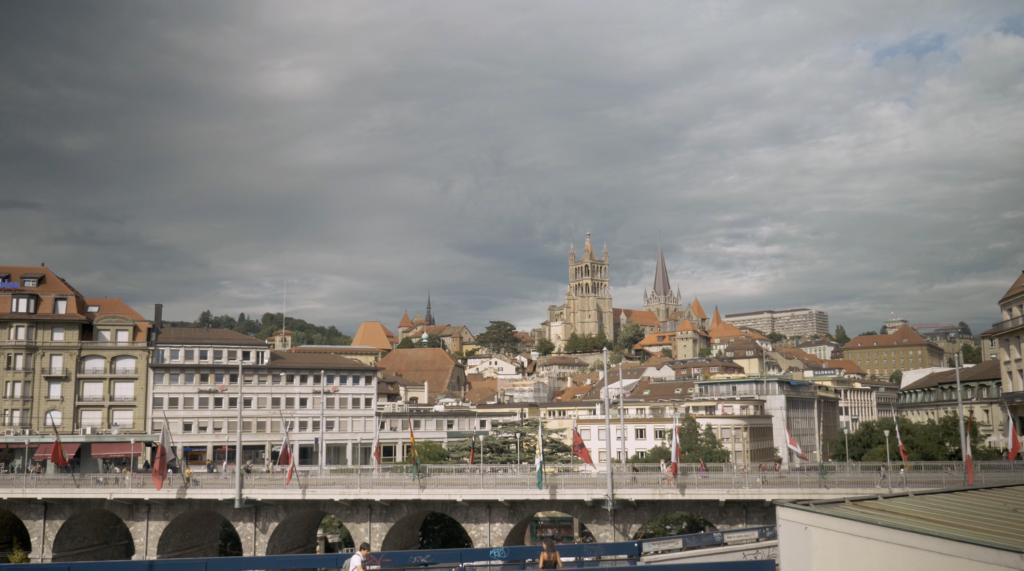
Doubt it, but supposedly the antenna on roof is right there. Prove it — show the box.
[283,281,287,335]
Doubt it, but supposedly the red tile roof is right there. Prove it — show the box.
[1001,271,1024,303]
[352,321,398,351]
[399,312,413,329]
[614,308,659,327]
[691,298,708,320]
[844,325,932,350]
[711,306,722,326]
[376,348,464,397]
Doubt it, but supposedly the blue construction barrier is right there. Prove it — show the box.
[6,527,777,571]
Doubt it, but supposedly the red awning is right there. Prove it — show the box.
[34,443,80,460]
[0,443,28,449]
[91,443,143,459]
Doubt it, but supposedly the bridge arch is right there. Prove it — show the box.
[0,508,31,561]
[266,509,354,555]
[157,509,242,559]
[503,510,593,547]
[381,511,472,551]
[632,511,714,540]
[52,508,134,562]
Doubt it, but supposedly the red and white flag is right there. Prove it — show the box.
[893,414,908,463]
[669,417,680,479]
[278,423,296,485]
[965,411,975,486]
[372,430,382,471]
[152,425,176,491]
[785,425,808,461]
[571,428,595,467]
[1008,408,1021,462]
[48,417,69,468]
[468,433,476,465]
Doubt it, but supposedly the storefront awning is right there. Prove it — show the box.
[91,443,143,459]
[0,443,28,449]
[34,443,80,460]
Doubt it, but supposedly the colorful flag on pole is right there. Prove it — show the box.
[785,425,808,461]
[571,428,595,467]
[152,425,176,491]
[1008,408,1021,462]
[966,410,975,486]
[670,416,680,479]
[278,423,296,485]
[535,419,544,490]
[469,433,476,465]
[409,418,420,480]
[48,415,69,468]
[893,413,908,463]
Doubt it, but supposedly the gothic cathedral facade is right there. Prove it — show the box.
[542,233,614,350]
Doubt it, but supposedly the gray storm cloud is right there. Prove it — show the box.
[1,1,1022,337]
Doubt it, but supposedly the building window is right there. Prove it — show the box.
[11,296,37,314]
[86,305,99,313]
[53,298,67,314]
[153,396,163,409]
[80,410,101,427]
[51,327,65,341]
[45,410,61,426]
[47,381,61,399]
[199,350,209,361]
[654,427,666,439]
[112,410,133,428]
[635,427,646,440]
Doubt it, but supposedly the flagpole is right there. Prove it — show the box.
[278,411,300,487]
[953,352,967,484]
[161,411,188,488]
[48,412,77,488]
[235,362,243,506]
[602,348,613,517]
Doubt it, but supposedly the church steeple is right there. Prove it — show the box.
[653,240,672,297]
[425,291,434,326]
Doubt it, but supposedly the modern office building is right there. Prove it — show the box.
[724,308,829,339]
[149,327,380,466]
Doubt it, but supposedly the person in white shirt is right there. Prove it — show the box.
[349,542,370,571]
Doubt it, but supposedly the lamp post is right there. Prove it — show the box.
[953,352,968,484]
[843,428,850,464]
[516,433,521,465]
[883,429,891,477]
[234,362,243,508]
[319,369,326,473]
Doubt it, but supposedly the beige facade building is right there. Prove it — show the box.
[898,360,1006,449]
[540,233,613,350]
[992,271,1024,430]
[843,325,945,378]
[1,266,151,440]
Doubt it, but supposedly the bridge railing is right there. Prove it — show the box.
[3,461,1020,491]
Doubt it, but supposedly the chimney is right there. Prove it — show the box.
[40,262,45,267]
[154,303,163,331]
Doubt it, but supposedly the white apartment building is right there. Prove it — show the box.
[466,356,522,379]
[149,328,380,467]
[725,308,829,339]
[376,402,517,463]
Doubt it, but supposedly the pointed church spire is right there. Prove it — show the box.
[653,240,672,297]
[711,306,723,327]
[425,291,434,326]
[583,232,596,260]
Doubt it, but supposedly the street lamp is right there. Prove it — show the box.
[516,432,521,465]
[883,429,891,479]
[843,428,850,464]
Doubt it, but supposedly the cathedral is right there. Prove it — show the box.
[540,233,614,349]
[539,234,718,357]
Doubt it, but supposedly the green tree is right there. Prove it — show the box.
[454,419,572,464]
[475,321,520,355]
[592,329,612,351]
[660,347,673,357]
[633,512,713,539]
[616,320,646,352]
[958,321,972,335]
[406,440,449,464]
[859,331,878,337]
[672,416,731,463]
[829,414,999,462]
[697,347,712,358]
[396,337,415,349]
[563,333,584,354]
[536,337,556,356]
[8,538,30,564]
[628,445,670,463]
[834,325,851,345]
[198,310,214,328]
[766,332,786,343]
[889,370,902,384]
[961,344,982,365]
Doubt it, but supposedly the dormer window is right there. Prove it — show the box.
[10,295,37,314]
[86,305,100,313]
[53,298,67,314]
[22,279,37,288]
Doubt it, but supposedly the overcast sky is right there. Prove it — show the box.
[2,1,1023,338]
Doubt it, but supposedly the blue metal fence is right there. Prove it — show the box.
[5,527,777,571]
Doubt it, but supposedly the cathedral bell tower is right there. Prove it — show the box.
[565,232,614,338]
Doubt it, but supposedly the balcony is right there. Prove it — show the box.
[78,367,106,375]
[112,396,136,402]
[991,315,1024,335]
[3,368,33,376]
[3,339,35,347]
[79,396,105,403]
[40,367,69,377]
[110,368,138,377]
[111,422,134,430]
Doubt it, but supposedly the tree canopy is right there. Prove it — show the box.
[167,311,352,345]
[535,337,556,356]
[474,321,520,355]
[447,418,572,464]
[858,331,878,337]
[563,331,612,354]
[633,512,713,539]
[834,325,851,345]
[396,337,415,349]
[828,414,1000,462]
[958,321,972,335]
[615,320,646,352]
[697,347,712,358]
[766,332,786,343]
